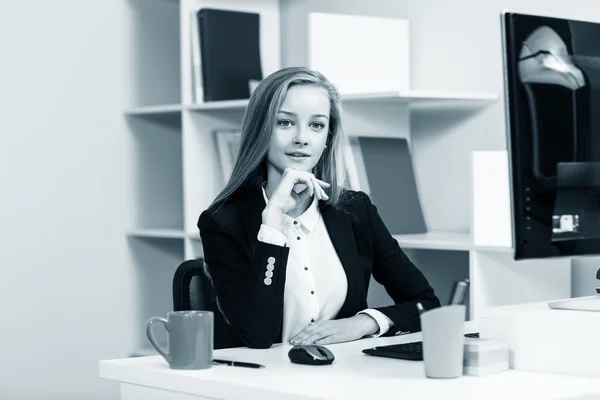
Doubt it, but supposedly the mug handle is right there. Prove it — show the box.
[146,317,171,363]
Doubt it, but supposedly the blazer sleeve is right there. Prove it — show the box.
[198,210,289,349]
[360,192,441,335]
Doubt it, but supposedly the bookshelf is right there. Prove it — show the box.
[126,90,498,115]
[126,0,572,356]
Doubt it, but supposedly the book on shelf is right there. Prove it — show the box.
[214,129,242,183]
[192,8,263,102]
[190,10,203,103]
[357,137,427,234]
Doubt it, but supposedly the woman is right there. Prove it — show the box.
[198,66,440,349]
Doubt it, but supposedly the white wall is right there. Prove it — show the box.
[0,1,179,399]
[280,0,600,298]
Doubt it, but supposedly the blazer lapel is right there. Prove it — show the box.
[319,201,360,319]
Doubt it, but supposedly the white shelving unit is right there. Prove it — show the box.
[126,0,572,355]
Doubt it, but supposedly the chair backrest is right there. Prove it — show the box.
[172,259,211,311]
[172,258,240,349]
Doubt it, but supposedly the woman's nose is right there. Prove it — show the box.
[293,127,309,146]
[293,138,308,146]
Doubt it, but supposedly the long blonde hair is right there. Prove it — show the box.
[207,66,354,214]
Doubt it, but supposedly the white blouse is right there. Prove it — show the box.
[257,186,393,343]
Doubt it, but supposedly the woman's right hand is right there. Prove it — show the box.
[262,168,330,229]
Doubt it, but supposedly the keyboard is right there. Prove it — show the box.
[362,332,479,361]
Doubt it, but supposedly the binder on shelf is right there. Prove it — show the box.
[190,10,203,103]
[357,137,427,235]
[196,8,263,102]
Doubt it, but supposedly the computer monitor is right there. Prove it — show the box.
[502,11,600,260]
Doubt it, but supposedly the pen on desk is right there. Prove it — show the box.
[416,302,425,315]
[213,359,265,369]
[448,279,470,305]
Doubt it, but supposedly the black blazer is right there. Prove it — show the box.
[197,187,441,349]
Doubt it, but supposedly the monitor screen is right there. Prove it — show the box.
[502,11,600,260]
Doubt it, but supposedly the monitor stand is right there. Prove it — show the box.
[548,294,600,312]
[548,267,600,311]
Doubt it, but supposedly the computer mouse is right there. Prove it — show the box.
[288,344,335,365]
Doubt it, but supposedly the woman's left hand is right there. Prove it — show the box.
[289,314,379,346]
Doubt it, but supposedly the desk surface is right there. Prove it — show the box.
[99,321,600,400]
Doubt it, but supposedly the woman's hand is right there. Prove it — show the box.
[289,314,379,346]
[262,168,330,229]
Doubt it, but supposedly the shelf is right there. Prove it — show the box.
[393,231,512,252]
[127,228,200,241]
[187,99,249,112]
[125,104,183,115]
[342,90,497,104]
[183,89,497,113]
[127,228,187,239]
[124,90,496,115]
[124,104,182,126]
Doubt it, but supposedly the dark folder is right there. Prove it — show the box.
[358,137,427,234]
[197,8,263,102]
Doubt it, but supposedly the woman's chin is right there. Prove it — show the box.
[284,159,317,171]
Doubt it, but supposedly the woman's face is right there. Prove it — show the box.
[266,85,331,178]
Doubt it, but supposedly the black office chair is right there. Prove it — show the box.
[172,258,240,349]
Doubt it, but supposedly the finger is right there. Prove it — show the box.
[289,325,313,344]
[315,178,331,188]
[296,322,333,344]
[280,169,314,201]
[294,180,314,201]
[310,176,326,201]
[314,334,336,345]
[316,177,329,200]
[290,321,324,344]
[302,326,334,344]
[276,168,299,197]
[304,177,315,198]
[293,172,314,197]
[315,178,330,200]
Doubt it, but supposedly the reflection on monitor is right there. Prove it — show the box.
[502,11,600,260]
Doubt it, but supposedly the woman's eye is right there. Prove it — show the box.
[277,119,293,127]
[311,122,326,130]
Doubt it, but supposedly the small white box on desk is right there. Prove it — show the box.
[478,298,600,377]
[463,338,509,376]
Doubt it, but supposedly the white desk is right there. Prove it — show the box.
[99,321,600,400]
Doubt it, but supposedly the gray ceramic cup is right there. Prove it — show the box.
[420,305,466,379]
[146,310,214,370]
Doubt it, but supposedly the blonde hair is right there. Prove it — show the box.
[207,66,354,214]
